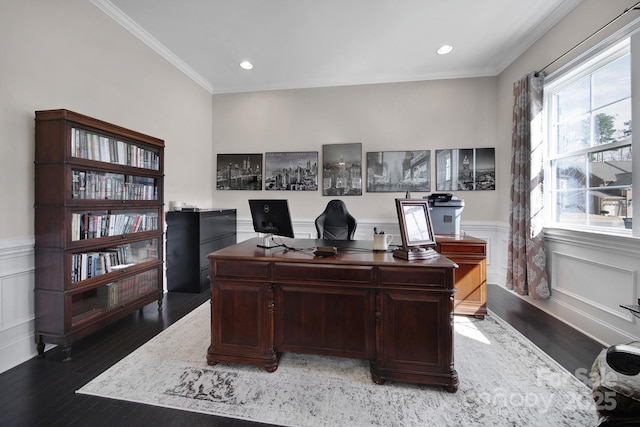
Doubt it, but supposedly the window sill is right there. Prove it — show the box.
[544,226,640,256]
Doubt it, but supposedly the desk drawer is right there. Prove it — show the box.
[273,263,374,284]
[213,260,269,279]
[379,266,450,288]
[437,242,486,256]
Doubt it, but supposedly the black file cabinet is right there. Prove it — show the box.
[166,209,236,293]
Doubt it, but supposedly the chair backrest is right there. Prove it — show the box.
[606,344,640,376]
[315,199,357,240]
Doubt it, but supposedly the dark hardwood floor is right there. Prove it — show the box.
[0,291,269,427]
[487,284,605,385]
[0,285,604,427]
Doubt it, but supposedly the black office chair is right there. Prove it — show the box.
[315,199,357,240]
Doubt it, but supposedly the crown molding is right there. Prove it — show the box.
[494,0,583,74]
[90,0,215,94]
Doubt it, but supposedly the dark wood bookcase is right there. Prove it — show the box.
[34,109,165,361]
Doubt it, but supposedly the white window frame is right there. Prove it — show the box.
[543,25,640,238]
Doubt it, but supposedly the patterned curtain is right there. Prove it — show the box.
[507,72,550,299]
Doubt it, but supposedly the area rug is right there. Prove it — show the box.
[77,302,599,426]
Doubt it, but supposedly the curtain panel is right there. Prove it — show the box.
[507,72,550,299]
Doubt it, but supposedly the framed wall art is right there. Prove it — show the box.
[265,151,318,191]
[216,153,263,190]
[322,143,362,196]
[366,150,430,192]
[435,148,495,191]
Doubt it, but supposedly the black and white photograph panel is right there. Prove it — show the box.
[265,151,318,191]
[216,153,263,190]
[435,148,495,191]
[474,148,496,190]
[366,150,430,193]
[322,143,362,196]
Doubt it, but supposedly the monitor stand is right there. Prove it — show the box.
[258,234,277,249]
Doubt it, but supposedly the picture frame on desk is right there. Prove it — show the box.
[393,198,438,260]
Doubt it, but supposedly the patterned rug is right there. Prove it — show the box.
[77,302,599,426]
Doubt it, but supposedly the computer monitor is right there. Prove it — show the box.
[248,199,295,248]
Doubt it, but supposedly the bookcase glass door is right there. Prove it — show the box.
[70,209,159,242]
[70,237,160,284]
[71,169,159,201]
[70,127,160,170]
[71,268,159,325]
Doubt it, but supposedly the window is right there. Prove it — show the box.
[545,38,633,232]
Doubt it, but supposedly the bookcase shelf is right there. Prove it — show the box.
[34,109,165,362]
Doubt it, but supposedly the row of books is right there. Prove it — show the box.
[101,270,158,309]
[71,170,157,200]
[71,127,160,170]
[71,246,132,283]
[71,240,159,283]
[71,211,158,241]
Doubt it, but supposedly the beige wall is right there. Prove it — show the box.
[0,0,214,240]
[212,78,499,223]
[496,0,640,221]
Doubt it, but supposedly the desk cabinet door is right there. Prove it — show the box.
[436,238,487,317]
[209,279,275,365]
[374,289,455,386]
[452,257,486,308]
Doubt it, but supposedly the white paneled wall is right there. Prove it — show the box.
[538,229,640,345]
[0,237,36,373]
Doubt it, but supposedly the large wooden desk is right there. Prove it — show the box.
[207,238,459,392]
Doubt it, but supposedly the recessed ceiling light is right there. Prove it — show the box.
[437,45,454,55]
[240,60,253,70]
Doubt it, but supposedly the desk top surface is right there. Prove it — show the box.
[208,237,458,269]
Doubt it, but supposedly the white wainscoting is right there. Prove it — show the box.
[0,237,36,374]
[527,228,640,346]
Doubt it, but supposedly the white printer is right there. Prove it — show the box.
[425,193,465,235]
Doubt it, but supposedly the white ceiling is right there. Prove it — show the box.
[94,0,582,94]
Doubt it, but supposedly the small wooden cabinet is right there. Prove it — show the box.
[435,234,487,318]
[166,209,236,293]
[34,109,164,361]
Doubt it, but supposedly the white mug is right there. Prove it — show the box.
[373,233,394,251]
